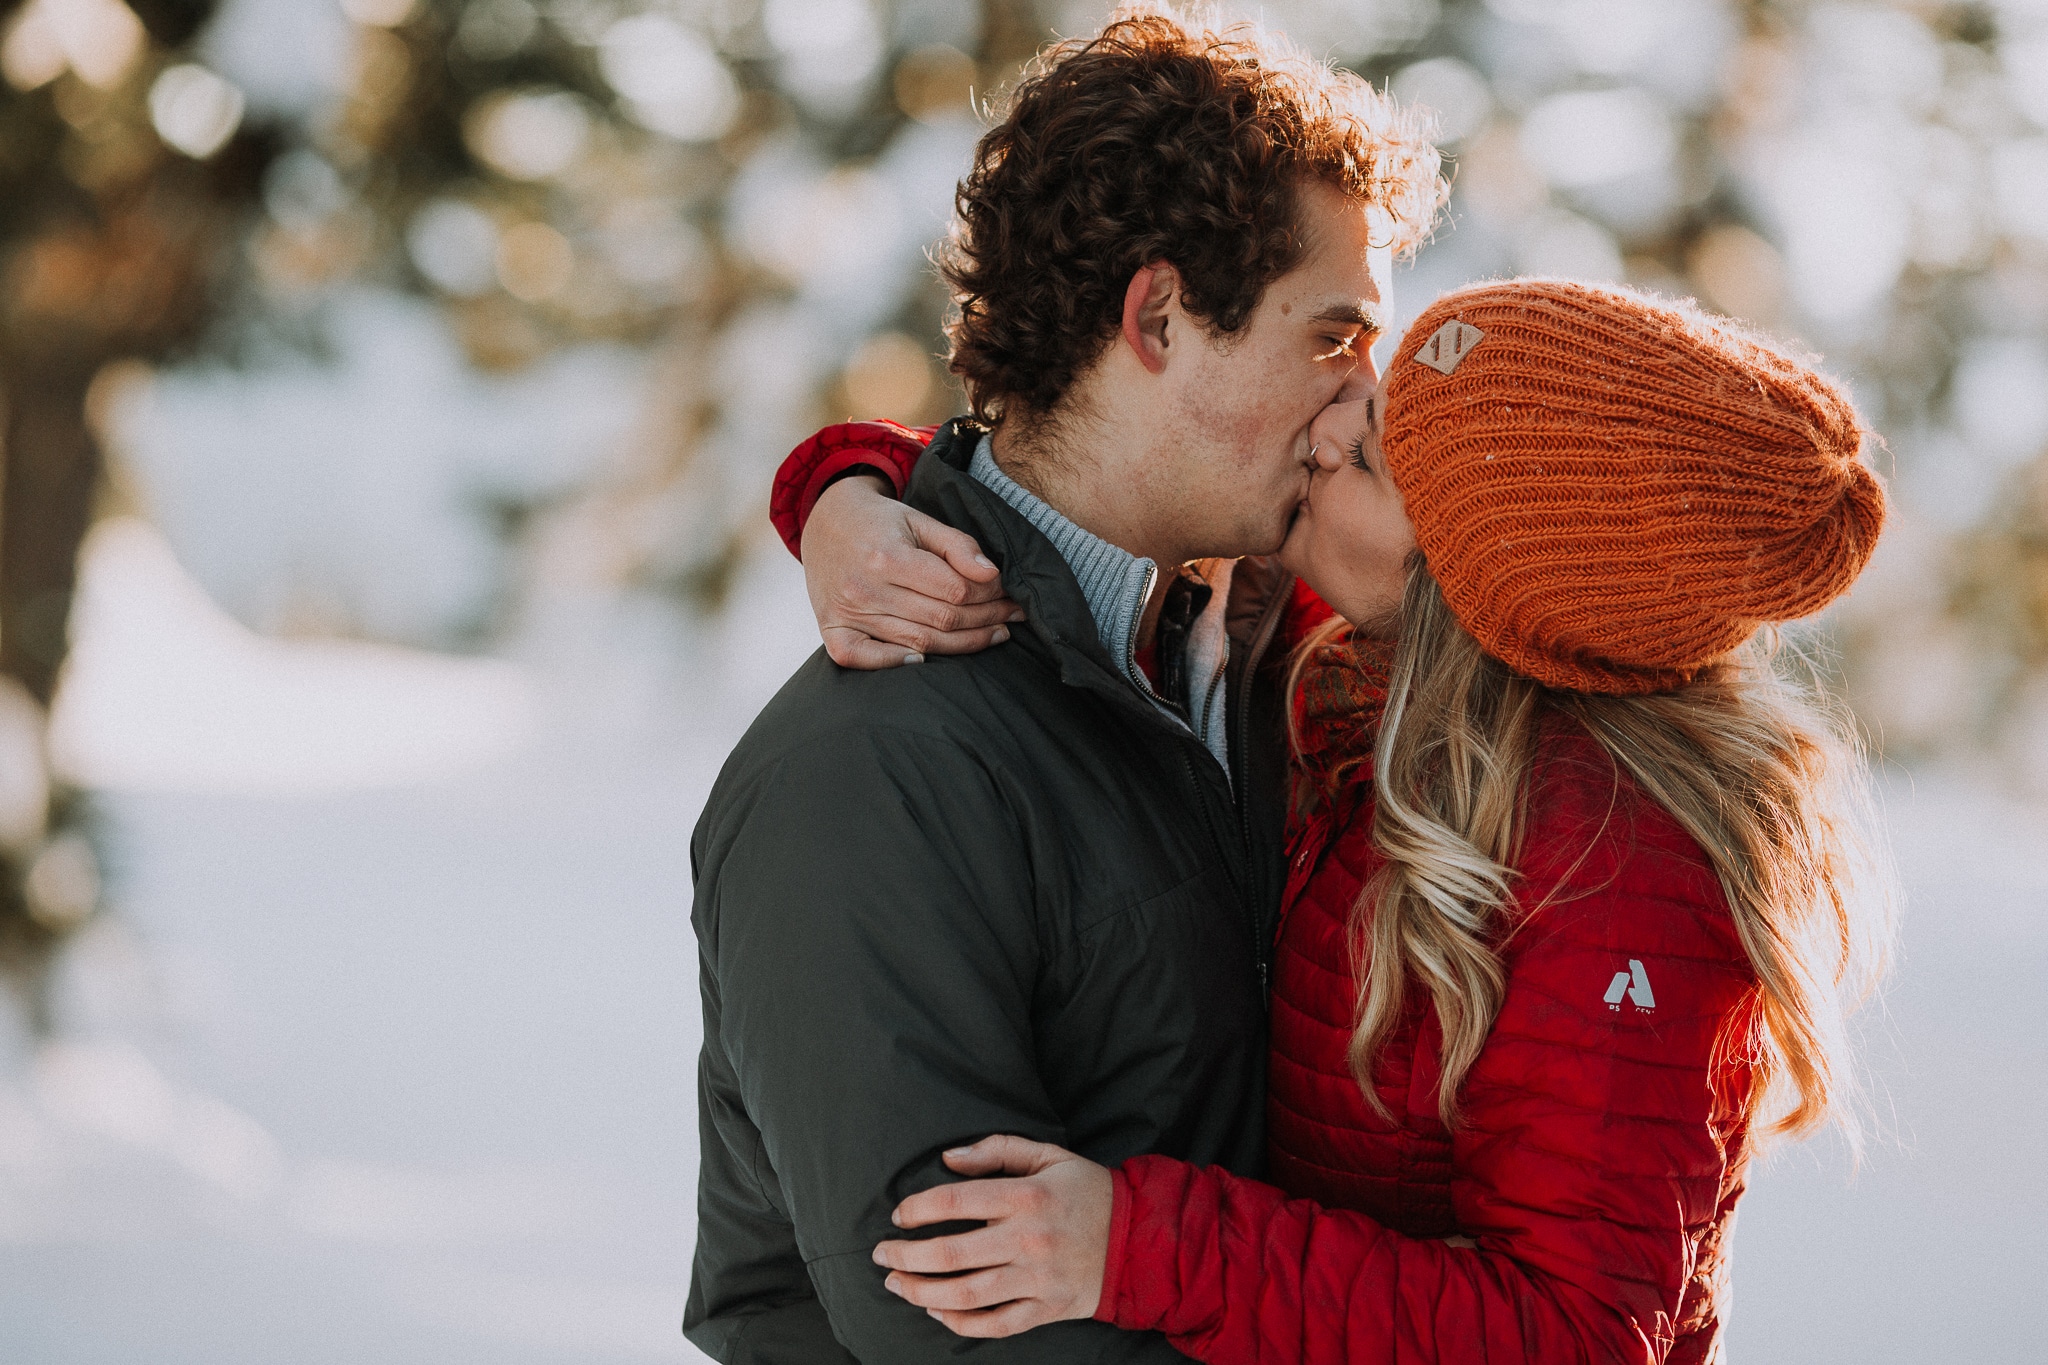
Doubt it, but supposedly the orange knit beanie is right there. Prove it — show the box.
[1379,279,1886,695]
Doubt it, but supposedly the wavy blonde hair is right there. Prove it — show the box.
[1290,563,1896,1147]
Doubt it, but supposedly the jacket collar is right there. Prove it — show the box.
[964,433,1159,692]
[904,419,1172,726]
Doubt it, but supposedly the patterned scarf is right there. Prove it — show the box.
[1291,629,1397,808]
[1280,627,1396,918]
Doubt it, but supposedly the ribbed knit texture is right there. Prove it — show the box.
[1381,280,1887,694]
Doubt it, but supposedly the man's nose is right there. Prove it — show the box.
[1334,358,1380,403]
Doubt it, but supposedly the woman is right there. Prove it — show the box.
[771,280,1893,1362]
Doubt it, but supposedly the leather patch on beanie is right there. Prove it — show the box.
[1414,320,1485,374]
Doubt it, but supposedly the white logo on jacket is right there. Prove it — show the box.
[1604,959,1656,1011]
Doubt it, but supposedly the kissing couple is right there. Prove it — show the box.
[687,8,1893,1364]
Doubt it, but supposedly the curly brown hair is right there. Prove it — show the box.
[938,5,1446,424]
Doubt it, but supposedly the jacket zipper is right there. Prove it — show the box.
[1230,573,1293,1004]
[1058,567,1288,1002]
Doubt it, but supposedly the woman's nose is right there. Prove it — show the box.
[1312,439,1344,472]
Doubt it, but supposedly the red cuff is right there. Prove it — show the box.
[767,421,933,560]
[1094,1163,1136,1323]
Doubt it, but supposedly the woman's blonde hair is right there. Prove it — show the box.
[1290,562,1895,1147]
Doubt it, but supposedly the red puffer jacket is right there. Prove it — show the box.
[772,426,1762,1365]
[1096,607,1761,1365]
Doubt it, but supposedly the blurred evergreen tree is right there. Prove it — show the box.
[0,0,274,1003]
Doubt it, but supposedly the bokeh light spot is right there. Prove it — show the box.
[464,89,591,181]
[3,0,144,90]
[149,65,247,160]
[1391,56,1493,146]
[407,200,501,296]
[1520,87,1675,188]
[765,0,883,118]
[599,14,737,142]
[0,0,67,90]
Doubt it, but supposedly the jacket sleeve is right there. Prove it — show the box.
[694,723,1189,1365]
[1096,871,1755,1365]
[768,421,935,560]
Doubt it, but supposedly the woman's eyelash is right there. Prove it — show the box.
[1348,436,1370,472]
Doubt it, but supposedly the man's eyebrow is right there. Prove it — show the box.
[1308,302,1385,330]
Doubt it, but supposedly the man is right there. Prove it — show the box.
[686,9,1444,1362]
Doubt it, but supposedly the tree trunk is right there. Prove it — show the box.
[0,358,102,1018]
[1,358,100,706]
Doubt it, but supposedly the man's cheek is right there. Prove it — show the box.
[1183,388,1263,470]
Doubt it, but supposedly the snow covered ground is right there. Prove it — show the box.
[0,521,2041,1363]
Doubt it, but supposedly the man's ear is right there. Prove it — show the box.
[1120,263,1180,376]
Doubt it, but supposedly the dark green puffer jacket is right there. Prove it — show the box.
[687,418,1296,1364]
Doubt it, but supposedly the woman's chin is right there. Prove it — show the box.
[1277,537,1341,617]
[1277,504,1313,576]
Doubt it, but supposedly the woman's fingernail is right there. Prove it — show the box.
[903,653,925,665]
[1008,609,1027,623]
[945,1146,972,1158]
[992,626,1009,644]
[973,555,995,570]
[884,1275,902,1296]
[872,1246,888,1264]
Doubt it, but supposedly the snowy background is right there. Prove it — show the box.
[3,0,2047,1359]
[5,527,2043,1363]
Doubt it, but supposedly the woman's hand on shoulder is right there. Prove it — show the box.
[803,476,1025,670]
[872,1134,1112,1337]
